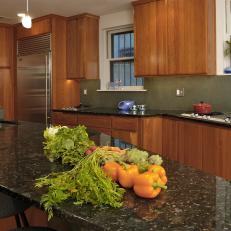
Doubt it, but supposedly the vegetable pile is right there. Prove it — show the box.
[36,126,167,219]
[43,125,94,165]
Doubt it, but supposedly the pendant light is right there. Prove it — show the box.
[18,0,32,29]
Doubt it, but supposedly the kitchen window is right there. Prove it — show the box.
[100,27,144,91]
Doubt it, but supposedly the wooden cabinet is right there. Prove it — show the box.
[111,117,140,146]
[141,117,163,153]
[66,14,99,79]
[162,117,231,180]
[0,24,14,120]
[0,25,13,68]
[52,112,77,126]
[178,120,203,170]
[133,0,216,76]
[202,125,231,180]
[162,117,178,160]
[15,15,80,110]
[78,114,111,135]
[0,69,14,120]
[133,0,167,76]
[15,16,51,39]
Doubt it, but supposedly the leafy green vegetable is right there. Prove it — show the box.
[148,154,163,165]
[43,125,94,165]
[122,148,149,164]
[35,149,125,220]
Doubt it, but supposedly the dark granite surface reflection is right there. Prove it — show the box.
[0,122,231,230]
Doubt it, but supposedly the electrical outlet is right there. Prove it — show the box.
[176,88,184,97]
[83,89,87,95]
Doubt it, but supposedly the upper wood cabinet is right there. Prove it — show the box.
[15,17,51,39]
[133,0,216,76]
[133,0,168,76]
[66,14,99,79]
[0,25,13,67]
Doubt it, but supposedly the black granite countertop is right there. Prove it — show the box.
[53,107,231,128]
[0,121,231,230]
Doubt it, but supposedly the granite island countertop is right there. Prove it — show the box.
[0,121,231,230]
[53,107,231,128]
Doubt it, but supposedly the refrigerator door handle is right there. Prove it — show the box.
[45,55,48,126]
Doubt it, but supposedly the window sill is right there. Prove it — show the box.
[96,89,147,92]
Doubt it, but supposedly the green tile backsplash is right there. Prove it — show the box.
[80,76,231,112]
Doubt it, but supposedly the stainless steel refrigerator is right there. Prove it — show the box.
[17,34,52,125]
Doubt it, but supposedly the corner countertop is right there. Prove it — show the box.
[53,107,231,128]
[0,121,231,230]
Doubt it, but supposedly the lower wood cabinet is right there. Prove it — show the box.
[77,114,111,136]
[162,117,178,160]
[52,112,77,126]
[51,112,231,180]
[178,120,203,170]
[141,117,163,154]
[202,124,231,180]
[163,117,231,180]
[111,116,140,146]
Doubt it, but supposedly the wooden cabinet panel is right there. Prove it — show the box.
[16,17,51,39]
[133,0,216,76]
[202,125,231,180]
[162,117,178,160]
[78,114,111,129]
[178,120,203,170]
[133,0,167,76]
[66,14,99,79]
[167,0,215,74]
[141,117,162,153]
[52,112,77,126]
[0,26,13,67]
[111,116,138,132]
[0,69,14,120]
[112,130,138,146]
[50,16,80,109]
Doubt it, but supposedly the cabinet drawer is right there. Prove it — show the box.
[111,130,138,146]
[78,114,111,129]
[111,117,138,132]
[52,112,77,126]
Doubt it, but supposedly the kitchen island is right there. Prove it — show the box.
[0,121,231,231]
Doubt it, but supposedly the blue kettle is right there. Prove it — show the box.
[117,100,135,111]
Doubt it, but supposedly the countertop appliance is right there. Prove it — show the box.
[181,112,231,124]
[193,101,212,114]
[17,34,51,125]
[117,100,135,111]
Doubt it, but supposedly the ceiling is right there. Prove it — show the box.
[0,0,133,24]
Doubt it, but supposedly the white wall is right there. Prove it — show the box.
[99,9,133,90]
[216,0,231,75]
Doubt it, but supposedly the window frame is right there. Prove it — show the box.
[100,25,144,91]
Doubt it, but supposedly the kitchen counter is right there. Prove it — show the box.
[0,121,231,230]
[53,107,231,128]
